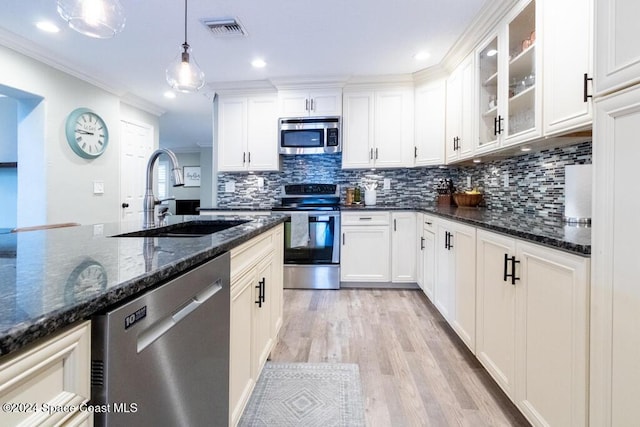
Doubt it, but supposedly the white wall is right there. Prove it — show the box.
[0,96,17,161]
[0,44,160,226]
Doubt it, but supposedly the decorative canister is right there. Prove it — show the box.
[353,187,361,203]
[346,188,354,205]
[364,189,377,206]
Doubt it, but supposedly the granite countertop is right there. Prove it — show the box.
[341,203,591,256]
[0,214,287,357]
[198,206,274,211]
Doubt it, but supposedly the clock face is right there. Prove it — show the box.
[65,108,109,159]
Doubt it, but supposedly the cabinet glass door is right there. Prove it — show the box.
[478,37,499,148]
[507,0,536,137]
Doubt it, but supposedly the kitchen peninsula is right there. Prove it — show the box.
[0,214,286,355]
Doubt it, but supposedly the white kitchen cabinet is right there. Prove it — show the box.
[278,89,342,117]
[342,87,414,169]
[414,79,446,166]
[0,321,91,427]
[476,230,517,397]
[591,84,640,427]
[514,240,589,427]
[217,94,279,172]
[476,229,589,426]
[229,225,283,427]
[435,219,476,351]
[340,212,390,282]
[541,0,593,136]
[391,212,417,282]
[417,214,437,301]
[475,0,542,154]
[594,0,640,96]
[446,53,476,163]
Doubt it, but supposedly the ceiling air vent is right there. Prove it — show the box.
[202,18,247,37]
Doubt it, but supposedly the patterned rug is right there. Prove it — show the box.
[238,363,366,427]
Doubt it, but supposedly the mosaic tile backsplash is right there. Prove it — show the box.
[217,141,592,218]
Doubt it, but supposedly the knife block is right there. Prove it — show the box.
[437,195,454,206]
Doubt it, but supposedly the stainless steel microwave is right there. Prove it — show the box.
[278,116,341,155]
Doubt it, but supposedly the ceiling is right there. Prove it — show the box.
[0,0,489,151]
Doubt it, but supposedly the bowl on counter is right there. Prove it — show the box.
[453,192,483,208]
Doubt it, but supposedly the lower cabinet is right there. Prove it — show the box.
[340,212,391,282]
[229,225,284,427]
[0,321,92,427]
[417,214,437,301]
[476,229,589,427]
[435,219,476,351]
[391,212,417,282]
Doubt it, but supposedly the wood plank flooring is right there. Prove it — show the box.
[270,289,530,427]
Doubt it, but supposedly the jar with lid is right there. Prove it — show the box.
[353,187,361,203]
[346,188,354,205]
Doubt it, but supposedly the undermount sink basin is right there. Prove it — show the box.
[112,220,250,238]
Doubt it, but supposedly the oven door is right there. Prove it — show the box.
[283,213,339,265]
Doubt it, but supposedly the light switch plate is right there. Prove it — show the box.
[93,224,104,236]
[383,178,391,190]
[93,181,104,194]
[466,176,472,188]
[503,172,509,188]
[225,181,235,193]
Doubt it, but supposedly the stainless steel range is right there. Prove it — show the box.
[272,184,340,289]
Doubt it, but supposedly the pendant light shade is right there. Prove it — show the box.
[57,0,125,39]
[166,0,205,93]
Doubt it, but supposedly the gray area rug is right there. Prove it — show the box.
[239,362,366,427]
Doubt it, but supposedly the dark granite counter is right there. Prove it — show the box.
[341,204,590,256]
[198,206,274,212]
[0,214,287,356]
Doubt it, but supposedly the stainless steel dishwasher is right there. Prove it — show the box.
[91,252,230,427]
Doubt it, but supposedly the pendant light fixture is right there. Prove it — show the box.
[166,0,205,93]
[57,0,125,39]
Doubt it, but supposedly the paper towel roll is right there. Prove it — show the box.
[564,164,592,222]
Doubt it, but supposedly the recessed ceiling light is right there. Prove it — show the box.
[163,91,176,99]
[486,49,498,57]
[473,158,482,163]
[36,21,60,33]
[251,59,266,68]
[520,147,532,152]
[413,51,430,61]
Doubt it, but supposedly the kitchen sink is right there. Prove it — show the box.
[112,220,250,238]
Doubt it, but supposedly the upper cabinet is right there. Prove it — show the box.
[414,78,446,166]
[342,86,414,169]
[594,0,640,96]
[217,94,280,173]
[542,0,593,135]
[475,0,542,154]
[278,89,342,117]
[446,53,476,163]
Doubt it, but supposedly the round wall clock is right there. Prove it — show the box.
[65,108,109,159]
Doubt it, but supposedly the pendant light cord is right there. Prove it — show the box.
[184,0,188,45]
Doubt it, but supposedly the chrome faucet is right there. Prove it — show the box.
[143,148,184,229]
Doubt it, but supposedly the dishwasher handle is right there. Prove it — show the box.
[137,280,223,353]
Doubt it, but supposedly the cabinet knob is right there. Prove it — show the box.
[121,203,129,208]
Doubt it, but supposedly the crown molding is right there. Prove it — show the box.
[208,79,276,96]
[270,75,350,90]
[120,93,165,116]
[412,65,448,85]
[440,0,518,72]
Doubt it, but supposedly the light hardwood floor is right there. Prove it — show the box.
[270,289,530,427]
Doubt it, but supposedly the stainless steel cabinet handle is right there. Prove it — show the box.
[420,236,425,250]
[243,152,246,164]
[310,98,314,111]
[370,148,374,160]
[305,99,309,111]
[583,73,593,103]
[394,219,397,231]
[359,217,372,220]
[425,221,432,226]
[375,148,379,159]
[247,151,251,163]
[342,233,345,245]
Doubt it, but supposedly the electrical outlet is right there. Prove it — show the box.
[466,176,472,188]
[225,181,235,193]
[383,178,391,190]
[257,177,264,189]
[503,172,509,188]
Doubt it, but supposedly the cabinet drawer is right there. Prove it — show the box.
[341,211,390,226]
[422,214,437,231]
[231,229,274,280]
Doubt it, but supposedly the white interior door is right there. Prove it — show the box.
[120,120,154,224]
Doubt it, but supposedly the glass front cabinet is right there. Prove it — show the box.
[476,0,541,153]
